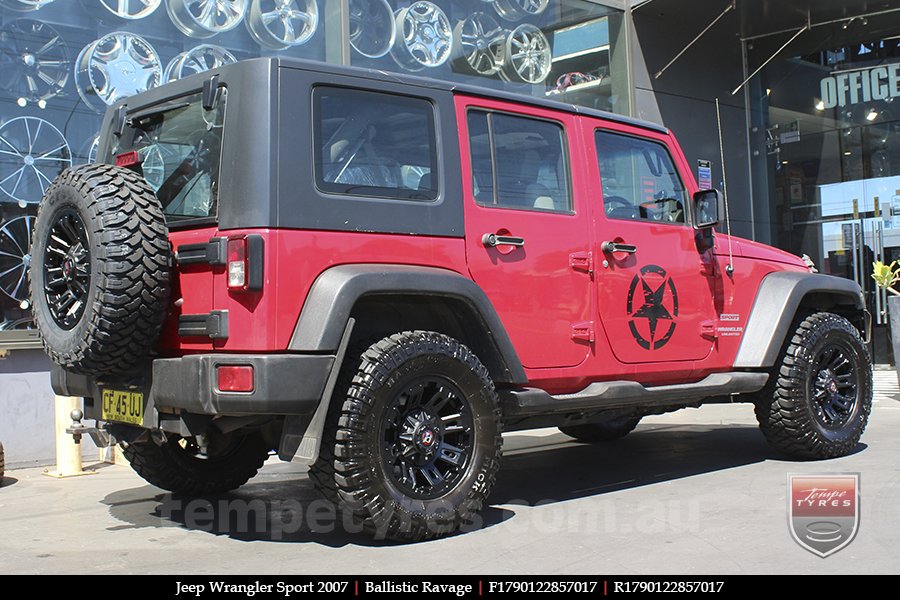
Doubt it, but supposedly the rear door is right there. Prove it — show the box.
[586,122,717,363]
[457,96,592,369]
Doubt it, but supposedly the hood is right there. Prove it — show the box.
[716,236,808,269]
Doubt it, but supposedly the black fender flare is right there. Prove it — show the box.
[288,264,527,384]
[733,272,867,368]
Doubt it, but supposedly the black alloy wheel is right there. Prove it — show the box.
[42,209,90,330]
[810,342,860,429]
[380,376,475,500]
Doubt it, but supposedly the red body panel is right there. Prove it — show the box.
[160,95,808,397]
[159,228,467,354]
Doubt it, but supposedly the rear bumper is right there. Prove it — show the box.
[51,353,334,421]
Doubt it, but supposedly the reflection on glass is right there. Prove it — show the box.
[111,90,227,221]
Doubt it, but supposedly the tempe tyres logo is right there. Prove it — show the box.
[788,474,859,558]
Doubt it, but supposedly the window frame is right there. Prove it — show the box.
[312,85,440,203]
[594,128,691,227]
[466,107,575,215]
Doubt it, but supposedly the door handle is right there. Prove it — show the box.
[601,241,637,254]
[482,233,525,248]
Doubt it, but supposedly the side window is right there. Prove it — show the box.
[467,110,572,213]
[314,87,438,201]
[595,131,688,224]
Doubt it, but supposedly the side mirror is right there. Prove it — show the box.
[693,189,722,230]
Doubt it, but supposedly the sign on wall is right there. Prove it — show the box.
[819,63,900,109]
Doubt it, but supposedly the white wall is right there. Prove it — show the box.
[0,350,96,469]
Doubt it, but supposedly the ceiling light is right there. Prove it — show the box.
[866,109,878,121]
[815,99,825,110]
[844,151,852,156]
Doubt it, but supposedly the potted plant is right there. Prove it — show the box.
[873,260,900,383]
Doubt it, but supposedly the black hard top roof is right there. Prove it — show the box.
[271,56,669,136]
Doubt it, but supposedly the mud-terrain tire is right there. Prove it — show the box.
[560,416,641,442]
[754,312,871,459]
[123,431,270,496]
[308,337,380,508]
[30,164,171,375]
[312,331,502,541]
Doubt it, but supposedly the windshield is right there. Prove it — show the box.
[109,88,227,223]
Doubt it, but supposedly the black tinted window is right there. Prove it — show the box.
[314,88,438,201]
[110,89,227,222]
[468,110,571,213]
[595,131,687,224]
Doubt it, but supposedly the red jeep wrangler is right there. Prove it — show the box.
[31,58,871,541]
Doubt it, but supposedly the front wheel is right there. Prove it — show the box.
[314,331,502,541]
[754,312,872,459]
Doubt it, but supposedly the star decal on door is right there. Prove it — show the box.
[626,264,679,350]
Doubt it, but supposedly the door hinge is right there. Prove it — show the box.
[571,321,595,343]
[569,251,593,275]
[700,319,718,339]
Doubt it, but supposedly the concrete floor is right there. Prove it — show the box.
[1,372,898,575]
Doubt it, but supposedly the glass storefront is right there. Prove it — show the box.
[750,20,900,362]
[0,0,627,347]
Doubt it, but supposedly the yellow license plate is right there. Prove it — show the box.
[101,389,144,425]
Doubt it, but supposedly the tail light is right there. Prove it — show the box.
[115,151,140,167]
[227,237,246,289]
[226,234,264,291]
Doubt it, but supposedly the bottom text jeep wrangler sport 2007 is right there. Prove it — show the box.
[31,58,872,541]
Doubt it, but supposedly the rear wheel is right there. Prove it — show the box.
[754,312,872,459]
[122,430,270,496]
[311,331,502,541]
[560,416,641,442]
[0,442,5,483]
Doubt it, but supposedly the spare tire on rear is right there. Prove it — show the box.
[30,164,171,375]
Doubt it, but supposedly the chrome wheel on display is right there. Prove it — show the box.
[348,0,395,58]
[164,44,236,82]
[453,12,506,76]
[0,316,34,330]
[166,0,247,39]
[0,215,34,303]
[81,133,100,164]
[492,0,548,22]
[391,2,452,72]
[0,117,71,207]
[0,0,55,12]
[501,24,551,84]
[98,0,162,19]
[75,32,162,112]
[246,0,318,51]
[0,20,70,106]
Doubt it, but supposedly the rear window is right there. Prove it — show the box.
[109,88,227,223]
[313,87,438,202]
